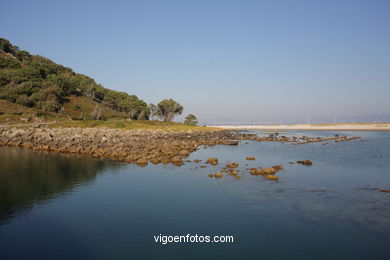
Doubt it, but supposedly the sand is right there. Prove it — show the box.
[208,123,390,131]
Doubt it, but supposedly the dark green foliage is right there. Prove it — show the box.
[184,114,198,125]
[0,38,149,117]
[153,99,184,122]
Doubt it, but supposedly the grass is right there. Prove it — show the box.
[51,118,216,131]
[0,98,217,131]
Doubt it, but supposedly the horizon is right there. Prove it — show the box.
[1,0,389,124]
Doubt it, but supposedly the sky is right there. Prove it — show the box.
[1,0,389,124]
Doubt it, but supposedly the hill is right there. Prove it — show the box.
[0,38,149,124]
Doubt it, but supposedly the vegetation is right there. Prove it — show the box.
[151,99,184,122]
[184,114,198,125]
[0,38,148,119]
[0,38,198,129]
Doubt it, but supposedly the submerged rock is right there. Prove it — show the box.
[297,160,313,166]
[265,175,279,181]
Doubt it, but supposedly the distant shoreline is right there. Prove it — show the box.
[208,123,390,131]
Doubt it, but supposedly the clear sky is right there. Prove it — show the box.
[1,0,389,123]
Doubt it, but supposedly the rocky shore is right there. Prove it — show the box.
[0,127,361,166]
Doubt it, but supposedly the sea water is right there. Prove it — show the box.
[0,131,389,259]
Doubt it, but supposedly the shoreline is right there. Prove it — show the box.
[208,123,390,131]
[0,126,363,165]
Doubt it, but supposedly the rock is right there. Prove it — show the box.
[214,172,223,178]
[380,189,390,193]
[171,156,182,164]
[250,169,262,175]
[193,159,201,163]
[265,175,279,181]
[222,140,238,145]
[297,160,313,166]
[208,174,214,177]
[228,169,238,175]
[136,158,148,166]
[272,165,283,172]
[206,157,218,165]
[234,176,241,180]
[150,158,161,165]
[262,168,276,175]
[179,150,190,156]
[226,162,239,168]
[246,156,255,160]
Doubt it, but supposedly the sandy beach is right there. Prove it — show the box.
[209,123,390,131]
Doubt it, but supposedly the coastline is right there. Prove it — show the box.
[0,126,362,165]
[208,123,390,131]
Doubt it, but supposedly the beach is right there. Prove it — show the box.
[209,123,390,131]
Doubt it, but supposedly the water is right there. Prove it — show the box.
[1,131,390,259]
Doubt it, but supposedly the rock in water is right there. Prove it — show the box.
[262,168,276,175]
[246,156,256,160]
[214,172,223,178]
[136,158,148,166]
[297,160,313,166]
[265,175,279,181]
[223,140,238,145]
[272,165,284,172]
[206,157,218,165]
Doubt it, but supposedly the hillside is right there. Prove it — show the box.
[0,38,148,124]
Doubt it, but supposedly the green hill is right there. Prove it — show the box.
[0,38,149,123]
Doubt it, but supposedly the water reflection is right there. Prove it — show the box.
[0,146,123,224]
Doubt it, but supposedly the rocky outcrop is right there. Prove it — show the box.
[0,127,239,165]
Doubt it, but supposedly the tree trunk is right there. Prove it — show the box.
[166,112,174,122]
[137,110,145,120]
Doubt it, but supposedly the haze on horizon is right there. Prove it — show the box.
[1,0,389,124]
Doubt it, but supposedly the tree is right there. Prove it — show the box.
[184,114,198,125]
[155,99,183,122]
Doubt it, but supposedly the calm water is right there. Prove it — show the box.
[1,131,390,260]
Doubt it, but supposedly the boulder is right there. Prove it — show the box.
[179,150,190,156]
[136,158,148,166]
[171,156,182,164]
[206,157,218,165]
[214,172,223,178]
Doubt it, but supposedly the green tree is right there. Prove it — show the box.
[184,114,198,125]
[155,99,183,122]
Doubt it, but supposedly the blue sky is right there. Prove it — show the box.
[1,0,389,123]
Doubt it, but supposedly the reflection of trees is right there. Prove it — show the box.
[0,147,122,224]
